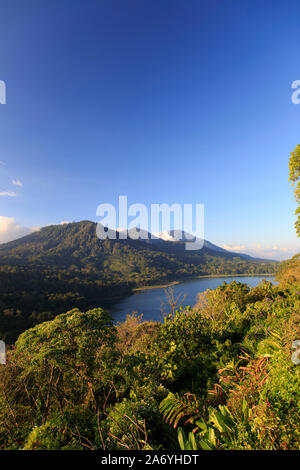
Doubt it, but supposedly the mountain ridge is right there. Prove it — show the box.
[0,220,274,263]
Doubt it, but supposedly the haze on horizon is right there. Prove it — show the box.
[0,0,299,261]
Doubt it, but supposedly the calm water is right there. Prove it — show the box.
[109,275,275,323]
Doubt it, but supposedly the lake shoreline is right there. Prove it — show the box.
[133,273,275,293]
[110,274,276,324]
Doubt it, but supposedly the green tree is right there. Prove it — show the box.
[289,144,300,236]
[0,308,118,449]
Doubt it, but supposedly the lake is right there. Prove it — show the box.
[109,275,275,323]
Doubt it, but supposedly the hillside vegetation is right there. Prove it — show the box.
[0,268,299,450]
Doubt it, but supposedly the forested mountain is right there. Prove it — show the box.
[0,221,277,341]
[0,220,275,269]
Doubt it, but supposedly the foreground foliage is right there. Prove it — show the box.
[0,258,299,450]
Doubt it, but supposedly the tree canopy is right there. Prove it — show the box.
[289,144,300,236]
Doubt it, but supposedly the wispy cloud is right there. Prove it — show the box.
[12,179,22,187]
[0,216,39,244]
[223,244,246,252]
[222,243,299,261]
[0,191,17,197]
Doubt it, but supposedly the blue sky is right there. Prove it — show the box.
[0,0,299,259]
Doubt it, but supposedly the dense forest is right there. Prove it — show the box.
[0,222,276,342]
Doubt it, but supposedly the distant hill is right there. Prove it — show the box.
[0,221,277,342]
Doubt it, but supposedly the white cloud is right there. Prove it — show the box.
[12,179,22,187]
[0,216,39,244]
[223,244,246,252]
[0,191,17,197]
[222,243,299,261]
